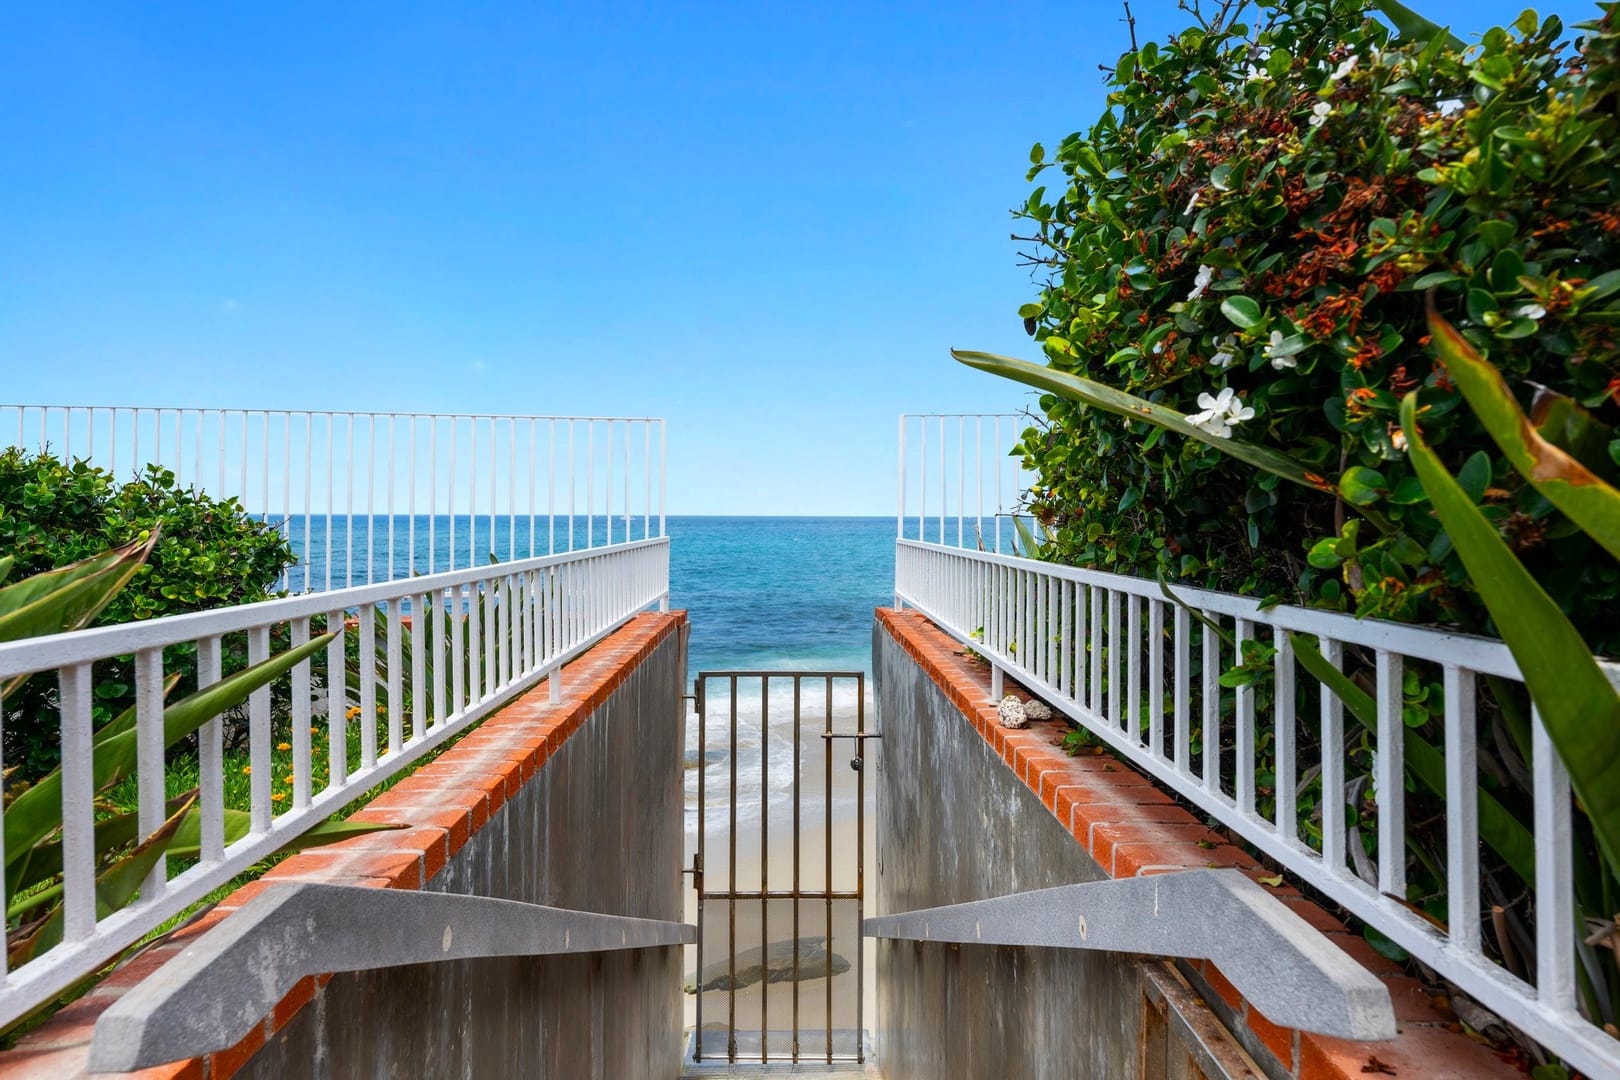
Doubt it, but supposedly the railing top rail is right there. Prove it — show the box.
[0,537,669,677]
[897,539,1528,677]
[5,406,666,423]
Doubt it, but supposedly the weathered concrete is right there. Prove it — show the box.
[238,622,688,1080]
[872,618,1146,1080]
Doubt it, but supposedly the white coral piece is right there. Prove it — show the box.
[997,695,1028,729]
[1023,699,1053,721]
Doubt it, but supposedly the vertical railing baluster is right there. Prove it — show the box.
[1533,707,1576,1012]
[247,627,272,834]
[1148,599,1165,760]
[1320,638,1347,874]
[1127,594,1142,744]
[387,601,403,755]
[1174,606,1191,775]
[1374,650,1405,899]
[1443,663,1479,950]
[290,621,312,811]
[1202,621,1219,793]
[198,635,226,859]
[359,606,377,769]
[1273,627,1297,842]
[327,611,347,787]
[60,663,97,941]
[1235,618,1255,812]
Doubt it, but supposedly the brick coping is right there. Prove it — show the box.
[876,607,1524,1080]
[0,610,688,1080]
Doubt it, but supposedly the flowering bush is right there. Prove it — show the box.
[1009,0,1620,653]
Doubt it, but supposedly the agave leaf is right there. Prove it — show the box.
[1012,515,1048,560]
[0,532,158,643]
[1531,386,1616,482]
[4,631,338,897]
[0,533,160,701]
[1401,392,1620,878]
[1371,0,1464,49]
[7,793,198,903]
[11,794,197,966]
[953,350,1337,494]
[1288,632,1536,885]
[0,555,13,587]
[1428,308,1620,562]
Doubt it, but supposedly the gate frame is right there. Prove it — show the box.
[689,670,873,1066]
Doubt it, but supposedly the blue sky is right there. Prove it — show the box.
[0,1,1591,514]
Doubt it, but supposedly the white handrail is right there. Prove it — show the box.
[1,406,668,592]
[0,537,670,1029]
[895,538,1620,1077]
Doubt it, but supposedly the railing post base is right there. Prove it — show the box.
[990,663,1004,698]
[549,671,563,703]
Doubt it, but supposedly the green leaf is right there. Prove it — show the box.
[1402,392,1620,879]
[4,630,339,899]
[1428,307,1620,561]
[953,350,1336,495]
[1370,0,1465,49]
[1340,466,1388,507]
[1220,296,1265,330]
[1289,631,1535,884]
[0,532,158,650]
[1457,452,1492,503]
[12,795,198,964]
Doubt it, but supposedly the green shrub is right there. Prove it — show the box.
[0,449,295,778]
[1009,0,1620,651]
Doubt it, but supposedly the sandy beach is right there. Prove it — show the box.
[682,755,877,1060]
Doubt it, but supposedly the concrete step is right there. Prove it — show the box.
[679,1030,880,1077]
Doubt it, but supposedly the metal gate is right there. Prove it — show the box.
[687,671,872,1065]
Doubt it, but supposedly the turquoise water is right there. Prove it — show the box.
[669,516,892,676]
[284,515,894,675]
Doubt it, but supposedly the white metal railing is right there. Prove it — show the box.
[897,414,1030,554]
[0,536,669,1029]
[895,542,1620,1076]
[1,406,667,592]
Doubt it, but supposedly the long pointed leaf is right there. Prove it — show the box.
[0,532,158,644]
[1289,632,1536,885]
[1401,393,1620,878]
[8,793,197,903]
[0,533,160,701]
[4,630,338,891]
[10,795,197,965]
[954,349,1337,494]
[1428,307,1620,563]
[1370,0,1465,49]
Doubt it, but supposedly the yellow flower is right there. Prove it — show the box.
[345,706,362,720]
[276,742,292,751]
[271,792,286,803]
[310,726,320,735]
[241,765,251,775]
[284,774,295,784]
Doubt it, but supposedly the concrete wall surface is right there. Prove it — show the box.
[236,618,688,1080]
[872,619,1146,1080]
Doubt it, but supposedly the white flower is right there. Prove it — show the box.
[1330,56,1358,82]
[1264,330,1297,370]
[1210,334,1238,369]
[1245,64,1269,82]
[1187,264,1215,301]
[1308,101,1332,128]
[1184,187,1202,215]
[1186,387,1254,439]
[1513,303,1547,321]
[1437,98,1465,116]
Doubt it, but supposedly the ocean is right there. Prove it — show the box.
[281,514,894,675]
[278,515,896,828]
